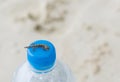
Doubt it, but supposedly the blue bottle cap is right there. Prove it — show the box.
[27,40,56,71]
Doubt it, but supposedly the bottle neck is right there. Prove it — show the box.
[27,61,56,74]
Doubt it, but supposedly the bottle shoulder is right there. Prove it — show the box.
[13,60,74,82]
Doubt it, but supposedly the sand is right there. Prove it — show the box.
[0,0,120,82]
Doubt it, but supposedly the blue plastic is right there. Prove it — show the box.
[27,40,56,71]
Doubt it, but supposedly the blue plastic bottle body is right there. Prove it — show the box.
[12,60,75,82]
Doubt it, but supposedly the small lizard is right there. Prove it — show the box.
[25,44,49,50]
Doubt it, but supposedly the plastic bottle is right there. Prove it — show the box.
[12,40,75,82]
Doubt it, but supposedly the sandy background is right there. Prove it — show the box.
[0,0,120,82]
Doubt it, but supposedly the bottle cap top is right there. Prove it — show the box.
[27,40,56,71]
